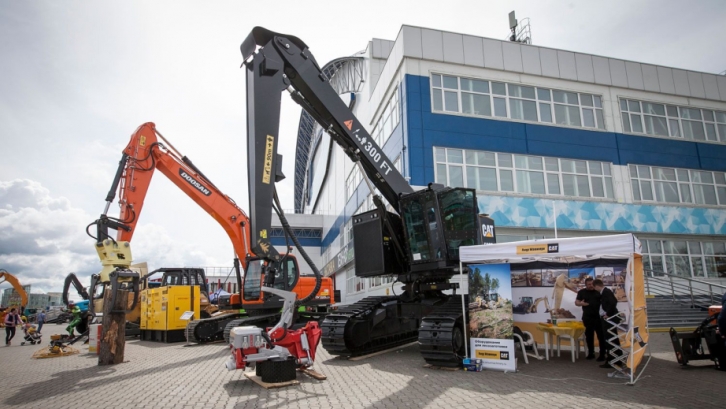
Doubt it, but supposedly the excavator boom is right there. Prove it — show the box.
[240,27,487,367]
[0,270,27,309]
[112,123,252,273]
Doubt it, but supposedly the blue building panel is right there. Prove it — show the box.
[270,237,321,247]
[478,194,726,235]
[404,74,726,188]
[616,134,701,169]
[697,143,726,172]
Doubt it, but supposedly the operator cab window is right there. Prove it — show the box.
[243,260,263,301]
[286,259,297,289]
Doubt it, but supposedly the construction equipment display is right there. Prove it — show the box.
[61,263,147,336]
[139,268,210,342]
[670,306,726,371]
[87,123,334,343]
[0,270,28,327]
[225,286,322,383]
[239,27,490,367]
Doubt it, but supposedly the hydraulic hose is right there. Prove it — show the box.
[273,189,322,306]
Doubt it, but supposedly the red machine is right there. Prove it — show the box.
[225,287,322,383]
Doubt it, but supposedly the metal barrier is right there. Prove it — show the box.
[644,269,726,309]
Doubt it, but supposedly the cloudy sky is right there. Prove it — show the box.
[1,0,725,295]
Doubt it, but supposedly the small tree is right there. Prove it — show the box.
[490,278,500,295]
[470,268,484,296]
[482,272,492,296]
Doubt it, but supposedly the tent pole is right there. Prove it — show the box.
[460,260,468,359]
[629,254,635,384]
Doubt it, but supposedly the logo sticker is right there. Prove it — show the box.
[344,120,353,130]
[516,243,559,254]
[179,169,211,196]
[262,135,274,184]
[139,135,146,146]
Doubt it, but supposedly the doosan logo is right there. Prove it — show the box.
[179,169,211,196]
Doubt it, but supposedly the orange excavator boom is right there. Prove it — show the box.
[108,122,252,272]
[0,269,27,309]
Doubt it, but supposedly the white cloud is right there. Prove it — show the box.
[0,179,224,294]
[1,0,725,294]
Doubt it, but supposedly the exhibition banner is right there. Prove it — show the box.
[508,262,630,343]
[467,263,516,372]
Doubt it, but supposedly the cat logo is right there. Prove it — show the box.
[482,224,495,238]
[344,120,353,130]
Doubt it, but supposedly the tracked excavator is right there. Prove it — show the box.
[239,27,493,367]
[81,123,333,343]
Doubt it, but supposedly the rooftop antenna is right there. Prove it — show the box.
[507,11,532,45]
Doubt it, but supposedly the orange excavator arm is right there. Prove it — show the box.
[97,122,252,273]
[0,270,28,309]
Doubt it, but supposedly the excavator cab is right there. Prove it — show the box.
[242,256,300,303]
[397,186,481,273]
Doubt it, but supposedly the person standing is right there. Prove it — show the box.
[4,308,21,346]
[36,310,46,334]
[575,277,607,361]
[593,279,621,369]
[66,303,81,337]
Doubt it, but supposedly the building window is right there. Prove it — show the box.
[346,166,362,200]
[371,88,400,147]
[346,270,365,294]
[620,99,726,143]
[431,74,605,130]
[342,219,353,245]
[434,147,614,199]
[629,165,726,206]
[369,275,396,288]
[642,239,726,278]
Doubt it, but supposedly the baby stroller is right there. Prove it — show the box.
[20,324,42,345]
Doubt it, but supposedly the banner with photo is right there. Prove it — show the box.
[467,263,516,372]
[510,261,630,345]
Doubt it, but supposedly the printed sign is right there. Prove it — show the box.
[467,263,515,372]
[180,311,195,320]
[262,135,275,184]
[516,243,559,255]
[470,338,516,371]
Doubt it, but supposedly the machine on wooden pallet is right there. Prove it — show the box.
[225,286,322,383]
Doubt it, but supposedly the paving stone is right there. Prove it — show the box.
[0,330,723,408]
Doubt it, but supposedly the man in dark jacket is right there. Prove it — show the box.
[593,279,621,369]
[575,277,606,361]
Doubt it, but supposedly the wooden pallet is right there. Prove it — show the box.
[244,372,299,389]
[346,342,418,361]
[423,363,460,371]
[300,368,327,380]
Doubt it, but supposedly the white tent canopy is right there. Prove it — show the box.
[459,233,641,264]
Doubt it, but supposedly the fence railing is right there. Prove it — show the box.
[644,269,726,309]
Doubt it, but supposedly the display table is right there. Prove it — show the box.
[536,322,586,363]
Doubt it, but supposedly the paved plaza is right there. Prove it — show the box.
[0,327,723,409]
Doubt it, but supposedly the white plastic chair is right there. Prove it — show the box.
[513,329,540,364]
